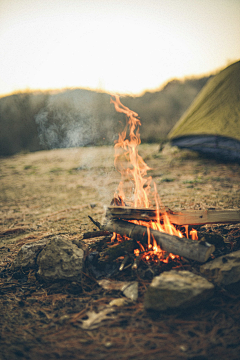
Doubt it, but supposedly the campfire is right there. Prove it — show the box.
[73,94,240,287]
[9,95,240,313]
[106,95,200,263]
[94,95,237,270]
[3,95,240,360]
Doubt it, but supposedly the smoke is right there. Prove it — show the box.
[36,105,97,149]
[34,90,122,206]
[34,90,119,150]
[35,104,97,149]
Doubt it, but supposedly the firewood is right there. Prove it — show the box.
[106,206,240,225]
[88,216,103,230]
[99,238,137,262]
[83,230,110,239]
[119,254,130,271]
[103,219,215,263]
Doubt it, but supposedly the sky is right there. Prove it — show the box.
[0,0,239,97]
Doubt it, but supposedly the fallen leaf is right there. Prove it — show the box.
[78,307,116,330]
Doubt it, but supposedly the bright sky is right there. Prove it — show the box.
[0,0,239,97]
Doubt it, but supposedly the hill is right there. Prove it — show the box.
[0,76,211,156]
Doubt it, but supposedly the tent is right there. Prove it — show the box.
[168,60,240,161]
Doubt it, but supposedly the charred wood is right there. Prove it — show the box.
[103,219,215,263]
[197,231,225,248]
[119,254,130,271]
[99,238,138,262]
[83,230,110,239]
[88,216,103,230]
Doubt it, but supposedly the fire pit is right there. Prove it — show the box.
[9,96,240,300]
[83,96,238,273]
[78,96,240,312]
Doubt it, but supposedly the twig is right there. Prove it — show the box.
[83,230,110,239]
[88,216,103,230]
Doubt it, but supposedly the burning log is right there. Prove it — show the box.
[103,219,215,263]
[106,206,240,225]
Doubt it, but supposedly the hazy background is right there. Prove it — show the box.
[0,75,211,155]
[0,0,239,156]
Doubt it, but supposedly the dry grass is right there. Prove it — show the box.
[1,144,240,360]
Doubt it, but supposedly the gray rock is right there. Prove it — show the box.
[12,238,49,269]
[37,237,84,281]
[98,279,138,301]
[144,270,214,311]
[122,282,138,301]
[200,250,240,286]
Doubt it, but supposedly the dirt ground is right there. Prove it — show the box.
[1,144,240,360]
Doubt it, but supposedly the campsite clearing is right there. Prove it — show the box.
[1,144,240,360]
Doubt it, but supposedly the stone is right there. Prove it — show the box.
[37,237,84,281]
[122,282,138,301]
[144,270,214,311]
[12,238,50,269]
[200,250,240,286]
[98,279,138,301]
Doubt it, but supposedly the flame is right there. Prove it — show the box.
[111,95,151,208]
[190,228,198,240]
[110,95,197,262]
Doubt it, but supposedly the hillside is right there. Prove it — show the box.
[0,76,211,156]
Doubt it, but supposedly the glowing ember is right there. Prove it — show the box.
[110,95,197,263]
[190,228,198,240]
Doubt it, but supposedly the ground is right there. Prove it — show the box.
[1,144,240,360]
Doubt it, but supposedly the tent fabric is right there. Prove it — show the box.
[171,135,240,161]
[168,60,240,160]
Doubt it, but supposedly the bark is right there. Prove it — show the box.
[103,219,215,263]
[106,206,240,225]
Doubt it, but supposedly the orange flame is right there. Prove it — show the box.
[111,95,151,208]
[110,95,197,262]
[190,228,198,240]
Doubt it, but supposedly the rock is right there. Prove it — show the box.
[200,250,240,286]
[37,237,84,281]
[122,282,138,301]
[72,238,89,253]
[144,270,214,311]
[98,279,138,301]
[12,238,50,269]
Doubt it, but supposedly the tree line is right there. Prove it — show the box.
[0,75,211,156]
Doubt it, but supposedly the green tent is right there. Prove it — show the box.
[168,60,240,161]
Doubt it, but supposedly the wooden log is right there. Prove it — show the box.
[106,206,240,225]
[83,230,110,239]
[103,219,215,263]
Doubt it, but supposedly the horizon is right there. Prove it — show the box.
[0,68,219,99]
[0,0,239,97]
